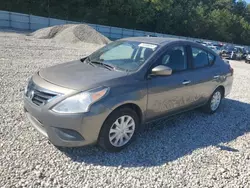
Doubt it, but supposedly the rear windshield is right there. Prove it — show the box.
[89,41,158,71]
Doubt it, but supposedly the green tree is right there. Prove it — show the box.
[1,0,250,45]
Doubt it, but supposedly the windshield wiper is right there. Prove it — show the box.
[89,60,115,71]
[81,56,126,71]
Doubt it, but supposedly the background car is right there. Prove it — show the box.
[245,54,250,63]
[235,46,247,60]
[207,45,222,55]
[215,42,224,47]
[221,45,244,60]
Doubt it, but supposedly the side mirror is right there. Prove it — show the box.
[151,65,172,76]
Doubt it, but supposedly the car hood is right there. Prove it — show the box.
[39,60,128,90]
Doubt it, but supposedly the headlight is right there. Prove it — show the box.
[52,87,109,114]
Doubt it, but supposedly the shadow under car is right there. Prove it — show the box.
[58,98,250,167]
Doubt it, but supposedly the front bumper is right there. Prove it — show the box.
[23,76,111,147]
[24,98,111,147]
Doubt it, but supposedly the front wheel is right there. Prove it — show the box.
[98,108,139,152]
[202,88,223,114]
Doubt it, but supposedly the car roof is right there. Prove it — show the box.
[120,37,218,56]
[235,46,244,49]
[120,37,188,45]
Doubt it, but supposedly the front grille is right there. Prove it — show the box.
[32,90,57,106]
[26,81,57,106]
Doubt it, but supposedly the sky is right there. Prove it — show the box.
[246,0,250,3]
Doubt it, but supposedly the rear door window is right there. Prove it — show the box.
[191,47,215,68]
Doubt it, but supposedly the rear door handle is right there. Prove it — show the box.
[182,80,191,85]
[214,75,220,79]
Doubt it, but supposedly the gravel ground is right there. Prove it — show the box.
[0,30,250,188]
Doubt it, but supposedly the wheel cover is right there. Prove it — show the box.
[210,91,221,111]
[109,115,135,147]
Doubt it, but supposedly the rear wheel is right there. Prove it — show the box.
[202,88,223,114]
[98,108,139,152]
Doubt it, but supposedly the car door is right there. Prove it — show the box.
[180,45,222,106]
[146,45,196,121]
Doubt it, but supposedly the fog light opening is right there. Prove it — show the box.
[55,128,84,141]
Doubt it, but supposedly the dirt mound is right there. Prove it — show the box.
[30,25,71,39]
[30,24,110,45]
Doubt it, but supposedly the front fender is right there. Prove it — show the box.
[100,82,148,123]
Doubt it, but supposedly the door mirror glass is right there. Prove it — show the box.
[151,65,172,76]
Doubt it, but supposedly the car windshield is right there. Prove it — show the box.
[88,41,158,71]
[234,47,243,53]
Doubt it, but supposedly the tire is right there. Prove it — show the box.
[202,88,223,114]
[98,107,139,152]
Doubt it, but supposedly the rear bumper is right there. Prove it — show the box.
[224,76,233,97]
[221,53,231,58]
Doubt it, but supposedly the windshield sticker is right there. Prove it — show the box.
[138,43,157,50]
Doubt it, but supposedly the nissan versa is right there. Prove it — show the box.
[24,37,233,152]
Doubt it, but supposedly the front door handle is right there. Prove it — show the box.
[182,80,191,85]
[214,75,220,79]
